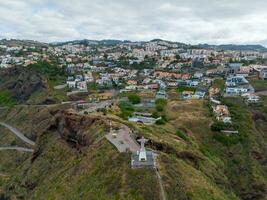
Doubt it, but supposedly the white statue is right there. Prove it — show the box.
[137,137,148,161]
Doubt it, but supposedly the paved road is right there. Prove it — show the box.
[78,100,114,114]
[0,122,35,146]
[0,102,74,110]
[0,146,34,152]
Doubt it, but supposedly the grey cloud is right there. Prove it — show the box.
[0,0,267,46]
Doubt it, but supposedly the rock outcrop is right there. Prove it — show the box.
[50,109,109,148]
[0,66,49,103]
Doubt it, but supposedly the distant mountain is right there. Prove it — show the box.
[195,44,267,52]
[51,39,132,46]
[2,38,267,52]
[50,39,97,46]
[150,38,189,46]
[99,39,130,45]
[0,39,48,47]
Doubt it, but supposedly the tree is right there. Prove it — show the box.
[152,111,159,118]
[175,54,181,60]
[211,121,227,132]
[155,119,166,125]
[128,94,141,104]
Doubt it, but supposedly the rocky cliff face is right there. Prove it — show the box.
[49,109,109,148]
[11,69,48,101]
[0,66,49,104]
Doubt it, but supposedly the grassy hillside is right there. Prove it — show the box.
[108,98,267,199]
[0,90,18,107]
[0,96,266,200]
[0,107,161,200]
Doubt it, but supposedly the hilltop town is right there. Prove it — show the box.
[1,39,266,118]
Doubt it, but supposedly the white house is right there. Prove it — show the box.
[225,87,248,95]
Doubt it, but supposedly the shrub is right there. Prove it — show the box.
[155,119,166,125]
[119,101,135,119]
[155,99,167,112]
[97,108,107,114]
[211,121,228,132]
[213,134,242,147]
[119,101,134,112]
[128,94,141,104]
[176,129,189,142]
[119,111,132,120]
[161,115,168,122]
[155,115,168,125]
[152,112,159,118]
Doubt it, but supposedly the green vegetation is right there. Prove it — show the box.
[128,94,141,104]
[1,93,266,200]
[177,86,196,93]
[26,90,49,104]
[222,98,251,138]
[175,129,190,142]
[117,55,130,67]
[29,61,66,85]
[0,90,17,107]
[118,101,135,119]
[210,121,229,132]
[87,82,97,92]
[154,114,168,125]
[0,107,161,200]
[131,58,157,70]
[152,111,159,118]
[155,99,167,112]
[210,98,251,146]
[249,79,267,91]
[212,79,225,91]
[0,61,68,105]
[213,133,242,147]
[155,118,166,125]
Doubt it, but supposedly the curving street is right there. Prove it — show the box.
[0,122,35,146]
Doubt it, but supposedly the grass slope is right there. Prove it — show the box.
[0,97,266,200]
[0,106,161,200]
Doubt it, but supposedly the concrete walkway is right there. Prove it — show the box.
[106,125,140,152]
[54,84,67,90]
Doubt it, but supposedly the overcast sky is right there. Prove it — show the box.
[1,0,267,46]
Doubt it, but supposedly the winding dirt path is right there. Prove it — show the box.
[154,155,167,200]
